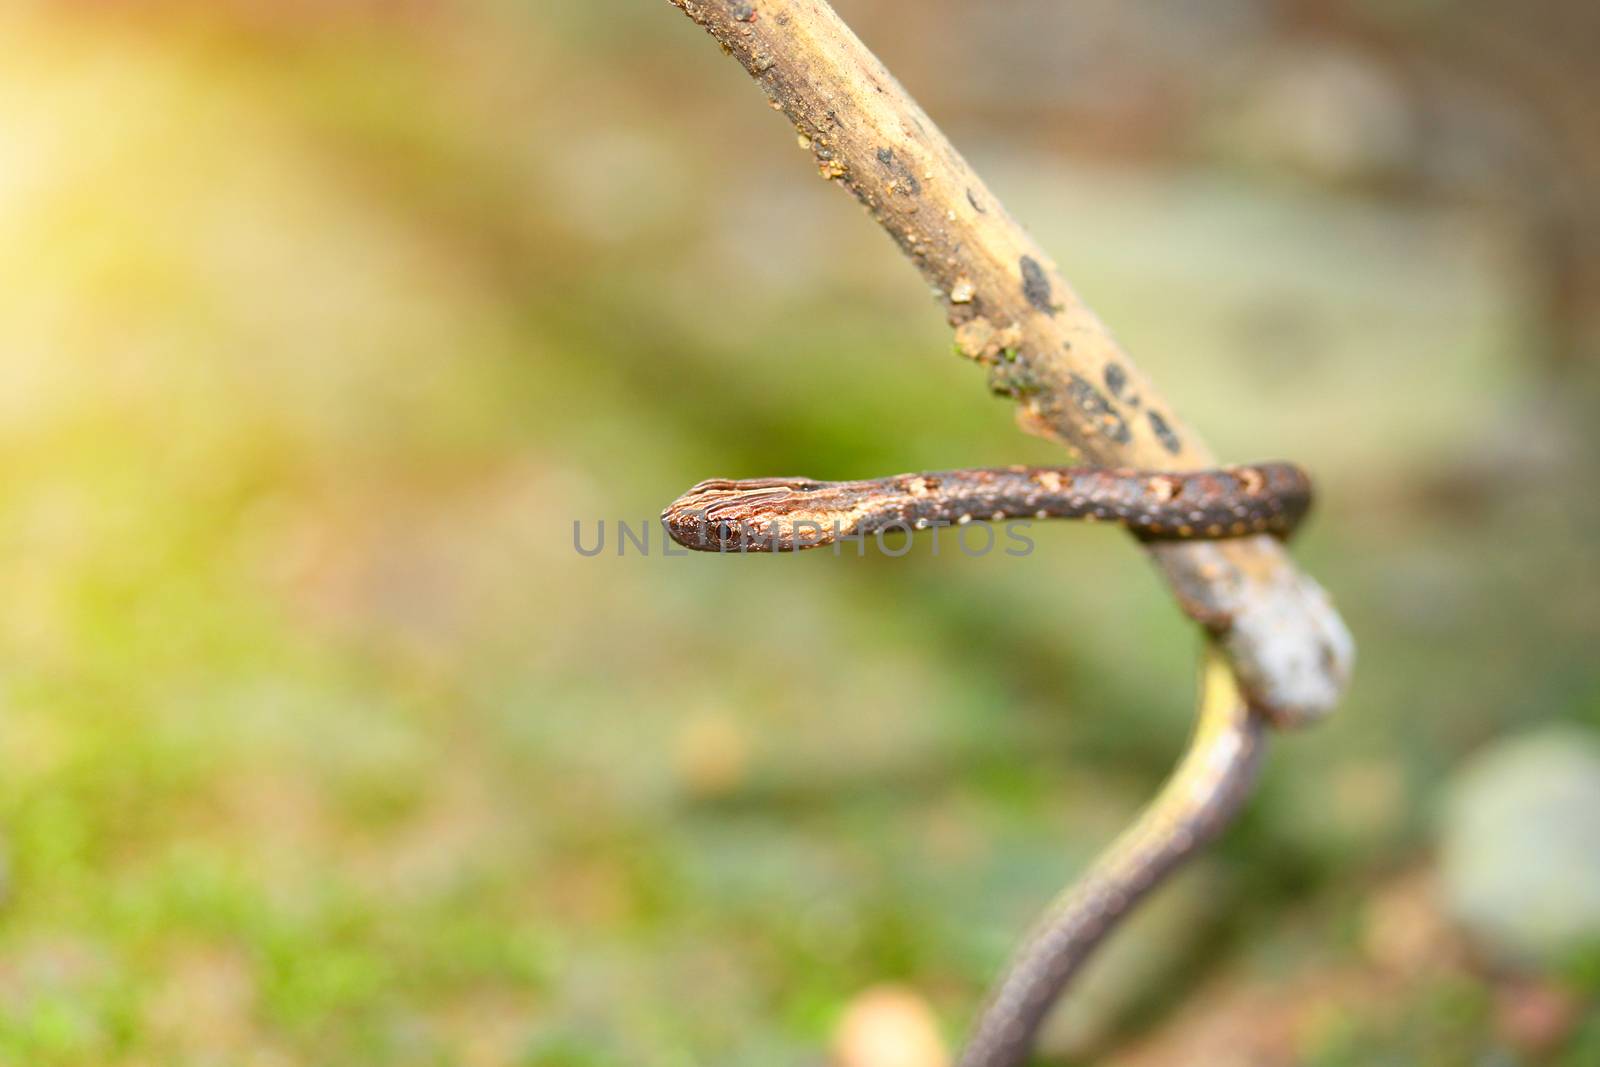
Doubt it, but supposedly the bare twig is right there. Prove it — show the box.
[665,0,1352,723]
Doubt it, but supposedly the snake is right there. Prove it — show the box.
[660,461,1312,1067]
[662,463,1309,553]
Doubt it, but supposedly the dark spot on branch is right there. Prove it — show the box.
[1103,362,1127,398]
[966,187,986,213]
[1067,373,1130,443]
[1148,410,1182,454]
[729,0,755,21]
[1020,255,1055,315]
[874,147,921,195]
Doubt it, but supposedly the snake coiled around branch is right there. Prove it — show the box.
[661,460,1312,1067]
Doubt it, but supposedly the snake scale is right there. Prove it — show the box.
[661,461,1312,1067]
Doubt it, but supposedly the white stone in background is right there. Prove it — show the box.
[1440,726,1600,967]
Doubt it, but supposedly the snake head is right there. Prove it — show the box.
[661,477,839,552]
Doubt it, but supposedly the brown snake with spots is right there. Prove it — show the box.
[663,462,1309,553]
[661,461,1312,1067]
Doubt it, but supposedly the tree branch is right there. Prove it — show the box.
[665,0,1352,724]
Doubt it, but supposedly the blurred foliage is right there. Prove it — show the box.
[0,2,1596,1065]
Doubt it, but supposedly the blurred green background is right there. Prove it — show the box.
[1,2,1597,1065]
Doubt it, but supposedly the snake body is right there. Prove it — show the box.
[956,645,1262,1067]
[661,462,1309,552]
[660,460,1313,1067]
